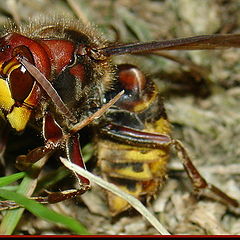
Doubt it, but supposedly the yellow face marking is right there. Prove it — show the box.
[0,78,14,110]
[3,62,21,75]
[0,76,33,132]
[7,107,32,132]
[0,61,22,111]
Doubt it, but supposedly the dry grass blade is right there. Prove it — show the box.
[60,157,170,235]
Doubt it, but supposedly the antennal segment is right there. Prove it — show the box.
[100,34,240,56]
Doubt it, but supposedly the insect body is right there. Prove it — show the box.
[0,19,114,201]
[0,18,239,215]
[97,64,171,214]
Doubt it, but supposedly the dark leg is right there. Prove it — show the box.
[1,113,90,210]
[15,112,62,171]
[45,133,91,204]
[66,134,90,186]
[100,123,239,208]
[26,123,169,207]
[100,123,172,148]
[172,139,239,208]
[15,146,53,171]
[0,93,123,210]
[31,118,90,204]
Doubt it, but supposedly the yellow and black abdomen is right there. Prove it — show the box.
[96,64,171,215]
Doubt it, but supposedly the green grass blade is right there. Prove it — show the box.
[0,157,48,234]
[35,166,70,193]
[0,189,89,235]
[0,172,26,187]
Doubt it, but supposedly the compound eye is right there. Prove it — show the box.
[8,64,35,103]
[3,45,35,103]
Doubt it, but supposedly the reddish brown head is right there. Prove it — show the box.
[0,33,50,131]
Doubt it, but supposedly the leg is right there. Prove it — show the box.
[172,139,239,208]
[1,113,90,210]
[46,133,90,204]
[29,117,90,204]
[15,112,63,171]
[100,123,239,208]
[66,134,90,186]
[0,93,123,210]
